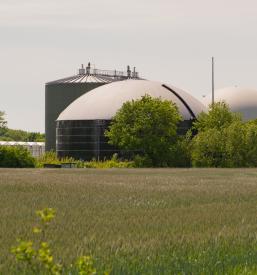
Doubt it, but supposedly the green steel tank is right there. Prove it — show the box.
[45,63,137,151]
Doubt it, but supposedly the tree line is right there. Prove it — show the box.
[2,96,257,168]
[106,95,257,168]
[0,111,45,142]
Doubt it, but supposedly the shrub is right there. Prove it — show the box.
[0,146,35,168]
[36,151,82,168]
[84,154,134,168]
[11,208,103,274]
[133,154,153,167]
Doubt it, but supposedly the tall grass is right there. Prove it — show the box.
[1,168,257,274]
[36,152,133,168]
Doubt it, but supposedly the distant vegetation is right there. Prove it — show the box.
[106,97,257,168]
[0,111,45,142]
[36,151,134,169]
[2,98,257,168]
[0,128,45,142]
[0,111,7,129]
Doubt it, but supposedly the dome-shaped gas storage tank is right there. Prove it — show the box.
[57,80,206,160]
[202,87,257,121]
[45,63,139,151]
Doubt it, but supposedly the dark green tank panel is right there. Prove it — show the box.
[45,83,105,152]
[56,119,193,161]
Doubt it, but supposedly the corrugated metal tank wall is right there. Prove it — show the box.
[56,119,193,161]
[45,82,105,151]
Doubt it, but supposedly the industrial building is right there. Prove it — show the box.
[203,87,257,121]
[45,63,139,152]
[56,80,206,160]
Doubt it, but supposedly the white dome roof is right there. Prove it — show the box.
[57,80,205,121]
[202,87,257,121]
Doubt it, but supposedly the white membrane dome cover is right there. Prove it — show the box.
[57,80,206,121]
[202,87,257,121]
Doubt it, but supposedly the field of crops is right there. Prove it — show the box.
[1,168,257,274]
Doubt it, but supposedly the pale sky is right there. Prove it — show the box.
[1,0,257,132]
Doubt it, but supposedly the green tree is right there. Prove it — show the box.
[191,128,227,167]
[0,128,45,142]
[243,121,257,167]
[194,101,241,132]
[191,102,257,168]
[223,121,246,167]
[191,102,245,167]
[0,111,7,137]
[105,95,182,166]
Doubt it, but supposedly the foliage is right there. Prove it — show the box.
[0,110,7,129]
[11,208,62,275]
[11,241,35,263]
[0,128,45,142]
[36,208,56,224]
[105,95,182,167]
[191,102,257,168]
[37,152,133,169]
[0,145,36,168]
[0,111,44,141]
[36,151,82,168]
[76,256,96,275]
[133,154,153,167]
[191,128,226,167]
[84,154,134,168]
[11,208,101,275]
[168,131,192,167]
[244,121,257,166]
[193,101,241,132]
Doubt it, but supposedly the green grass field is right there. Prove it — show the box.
[1,168,257,274]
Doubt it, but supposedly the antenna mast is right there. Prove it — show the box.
[212,57,215,105]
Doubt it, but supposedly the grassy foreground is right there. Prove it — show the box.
[1,168,257,274]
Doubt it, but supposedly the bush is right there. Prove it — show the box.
[11,208,102,274]
[84,154,134,168]
[0,146,35,168]
[132,154,153,167]
[36,151,81,168]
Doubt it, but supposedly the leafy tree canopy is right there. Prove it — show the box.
[105,95,182,166]
[0,111,7,129]
[0,111,45,142]
[191,102,252,167]
[193,101,241,132]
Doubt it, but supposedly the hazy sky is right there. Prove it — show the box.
[1,0,257,132]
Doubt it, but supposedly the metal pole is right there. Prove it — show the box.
[212,57,215,105]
